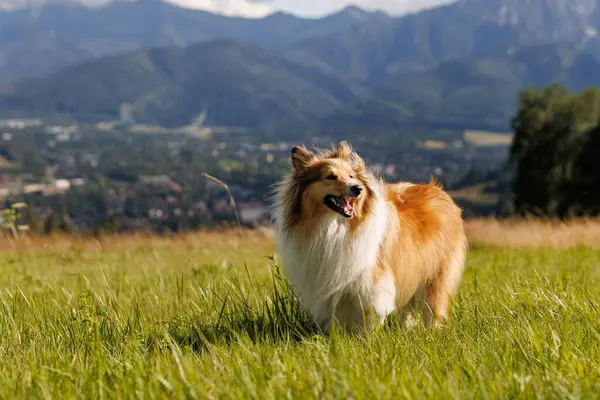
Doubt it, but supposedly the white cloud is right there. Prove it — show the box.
[168,0,456,18]
[270,0,455,17]
[349,0,456,15]
[167,0,271,18]
[0,0,456,18]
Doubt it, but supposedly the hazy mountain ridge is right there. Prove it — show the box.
[0,40,364,127]
[3,41,600,130]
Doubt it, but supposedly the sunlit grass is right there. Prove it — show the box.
[464,130,513,147]
[0,229,598,398]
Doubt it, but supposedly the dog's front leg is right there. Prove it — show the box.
[369,272,396,327]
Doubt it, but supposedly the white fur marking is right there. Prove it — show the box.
[371,273,396,324]
[276,184,388,329]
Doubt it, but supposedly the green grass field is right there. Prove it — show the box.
[0,231,598,399]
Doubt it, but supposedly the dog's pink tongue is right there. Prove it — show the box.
[340,197,353,215]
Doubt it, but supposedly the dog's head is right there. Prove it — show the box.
[285,141,374,220]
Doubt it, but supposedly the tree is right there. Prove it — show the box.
[510,84,600,217]
[25,207,42,234]
[105,212,118,234]
[43,213,59,235]
[124,197,140,218]
[58,202,76,234]
[566,126,600,215]
[510,85,570,215]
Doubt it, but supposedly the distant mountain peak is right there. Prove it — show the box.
[333,4,387,20]
[340,5,366,14]
[262,10,303,21]
[260,5,387,25]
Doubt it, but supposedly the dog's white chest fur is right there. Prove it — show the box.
[276,194,391,330]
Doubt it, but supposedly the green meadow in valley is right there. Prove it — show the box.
[0,231,598,399]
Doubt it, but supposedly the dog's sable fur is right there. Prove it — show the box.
[273,141,467,332]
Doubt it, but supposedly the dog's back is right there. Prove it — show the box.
[377,179,467,326]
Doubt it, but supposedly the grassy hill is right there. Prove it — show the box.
[0,40,361,127]
[0,226,598,397]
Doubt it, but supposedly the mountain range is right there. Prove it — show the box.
[0,0,387,84]
[2,0,600,131]
[0,40,363,127]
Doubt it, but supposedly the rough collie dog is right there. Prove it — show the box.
[273,141,467,333]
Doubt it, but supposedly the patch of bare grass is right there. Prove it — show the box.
[466,218,600,249]
[464,130,513,147]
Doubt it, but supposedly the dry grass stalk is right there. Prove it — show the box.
[0,228,275,253]
[201,173,243,234]
[3,218,600,253]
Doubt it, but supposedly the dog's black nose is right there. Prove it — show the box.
[351,185,363,196]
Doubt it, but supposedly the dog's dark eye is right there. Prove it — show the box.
[326,174,337,180]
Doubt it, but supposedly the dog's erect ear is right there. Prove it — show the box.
[351,151,366,170]
[337,141,365,169]
[338,141,352,160]
[291,146,315,172]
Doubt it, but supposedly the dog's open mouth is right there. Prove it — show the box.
[324,195,354,218]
